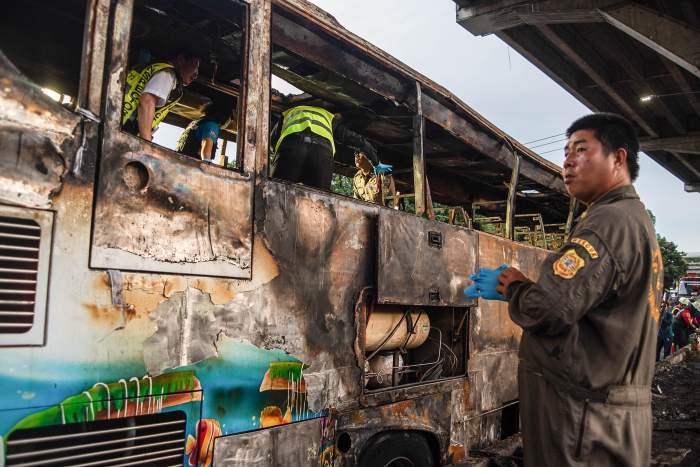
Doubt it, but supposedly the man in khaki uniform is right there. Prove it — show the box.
[496,113,663,466]
[352,151,395,204]
[352,151,381,203]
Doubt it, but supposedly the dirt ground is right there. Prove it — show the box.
[651,349,700,467]
[466,348,700,467]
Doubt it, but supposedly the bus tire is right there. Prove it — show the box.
[358,431,435,467]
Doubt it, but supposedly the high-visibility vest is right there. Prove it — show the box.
[274,106,335,154]
[121,62,183,129]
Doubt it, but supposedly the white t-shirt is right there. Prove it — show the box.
[143,69,177,107]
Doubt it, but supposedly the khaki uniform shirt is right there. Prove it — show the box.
[508,185,663,392]
[507,185,663,466]
[353,171,381,203]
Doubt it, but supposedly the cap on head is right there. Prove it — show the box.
[680,297,690,305]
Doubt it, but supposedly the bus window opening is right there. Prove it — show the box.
[121,0,247,170]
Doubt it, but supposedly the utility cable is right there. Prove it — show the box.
[538,146,566,155]
[528,137,569,149]
[523,132,566,145]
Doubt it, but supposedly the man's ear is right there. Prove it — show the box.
[613,147,628,172]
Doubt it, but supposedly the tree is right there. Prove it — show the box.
[657,235,688,289]
[648,210,688,289]
[330,173,353,197]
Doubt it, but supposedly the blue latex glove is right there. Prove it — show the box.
[374,162,393,175]
[464,264,510,301]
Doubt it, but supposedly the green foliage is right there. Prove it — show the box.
[657,234,688,289]
[331,173,353,197]
[647,210,688,288]
[647,209,656,226]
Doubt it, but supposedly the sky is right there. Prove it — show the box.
[307,0,699,253]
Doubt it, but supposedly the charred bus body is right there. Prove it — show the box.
[0,0,575,465]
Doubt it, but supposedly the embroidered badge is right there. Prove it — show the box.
[570,237,599,259]
[553,249,586,279]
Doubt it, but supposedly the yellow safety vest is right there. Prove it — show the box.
[274,106,335,155]
[121,62,182,129]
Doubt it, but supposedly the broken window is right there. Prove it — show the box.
[268,6,417,204]
[1,0,87,106]
[90,0,255,278]
[414,93,575,249]
[121,0,248,169]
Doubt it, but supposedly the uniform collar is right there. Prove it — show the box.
[577,185,638,221]
[589,184,639,208]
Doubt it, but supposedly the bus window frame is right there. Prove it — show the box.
[89,0,265,279]
[107,0,253,172]
[266,4,427,211]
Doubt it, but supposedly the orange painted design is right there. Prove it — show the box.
[260,406,288,428]
[185,419,222,467]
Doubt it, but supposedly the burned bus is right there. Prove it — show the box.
[0,0,576,465]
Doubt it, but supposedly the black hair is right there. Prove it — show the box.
[173,42,206,62]
[566,113,640,181]
[203,100,233,125]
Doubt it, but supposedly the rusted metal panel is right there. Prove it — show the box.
[0,55,81,209]
[468,352,519,412]
[412,82,426,216]
[213,417,323,466]
[246,0,272,177]
[91,148,254,277]
[337,391,453,466]
[377,211,478,306]
[78,0,110,115]
[256,180,377,386]
[463,232,551,447]
[470,232,550,356]
[359,377,461,408]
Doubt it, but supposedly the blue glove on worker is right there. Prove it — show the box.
[464,264,510,301]
[374,162,393,175]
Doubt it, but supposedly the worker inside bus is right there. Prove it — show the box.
[270,104,392,191]
[176,99,235,164]
[352,151,396,204]
[118,0,249,170]
[121,45,202,142]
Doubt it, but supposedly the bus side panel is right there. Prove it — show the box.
[213,417,327,466]
[0,60,82,210]
[0,178,377,463]
[465,232,550,446]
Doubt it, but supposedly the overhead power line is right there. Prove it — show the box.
[539,146,565,155]
[528,137,569,149]
[523,132,567,145]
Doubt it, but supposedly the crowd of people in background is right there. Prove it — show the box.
[656,295,700,361]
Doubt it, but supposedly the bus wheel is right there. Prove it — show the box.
[359,431,435,467]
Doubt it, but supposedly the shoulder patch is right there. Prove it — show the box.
[570,237,599,259]
[553,248,586,279]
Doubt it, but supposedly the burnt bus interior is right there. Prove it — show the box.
[1,0,573,247]
[124,0,248,168]
[2,0,573,391]
[268,6,416,199]
[2,0,576,440]
[267,5,572,240]
[1,0,87,102]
